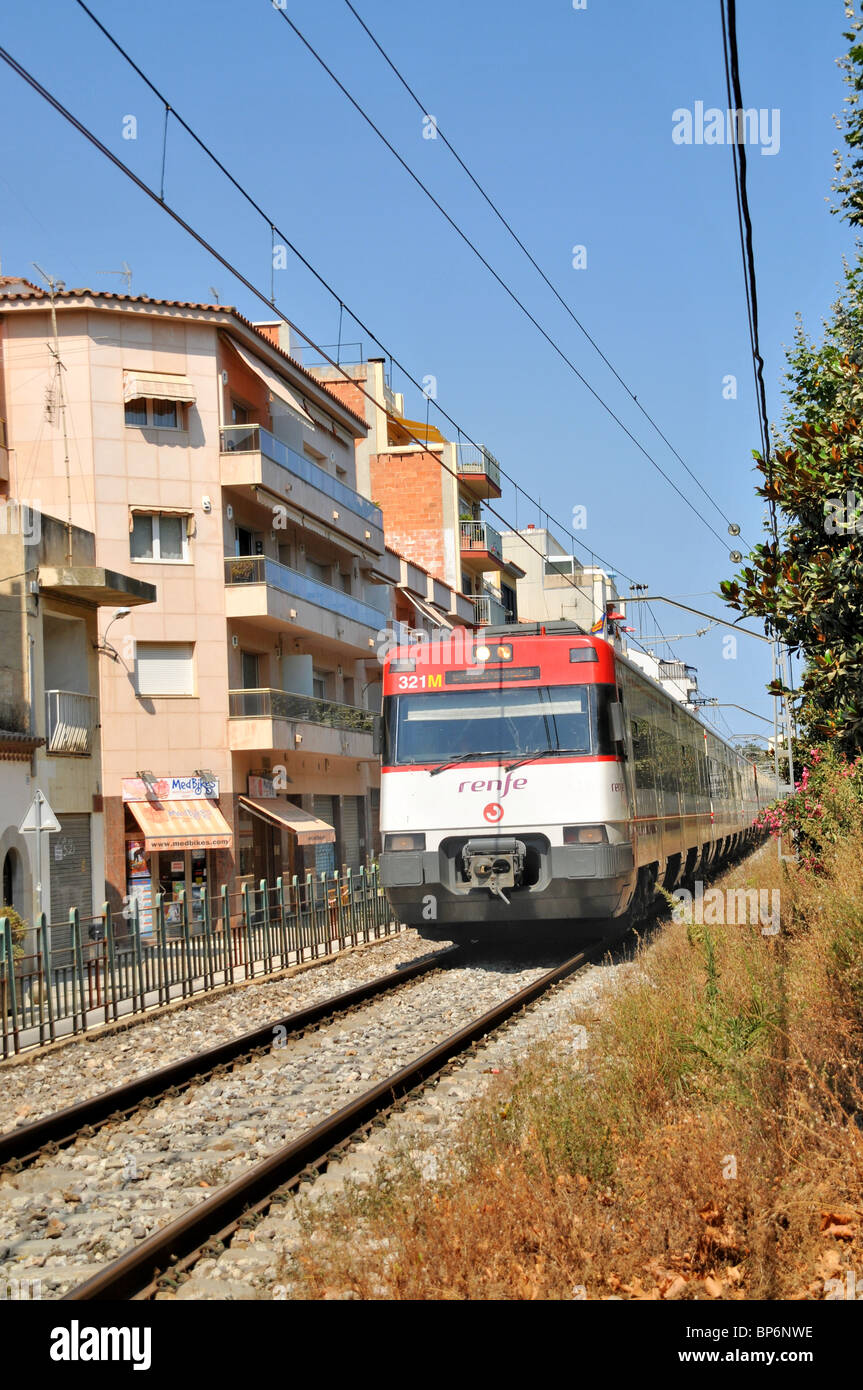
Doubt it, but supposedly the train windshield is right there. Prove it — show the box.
[384,683,616,766]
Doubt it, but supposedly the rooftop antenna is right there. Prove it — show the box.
[209,286,221,303]
[95,261,133,292]
[32,262,73,564]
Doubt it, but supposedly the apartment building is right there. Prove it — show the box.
[307,356,523,628]
[501,526,622,633]
[0,277,388,921]
[0,509,154,944]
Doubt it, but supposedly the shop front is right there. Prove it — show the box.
[238,774,336,886]
[122,775,233,938]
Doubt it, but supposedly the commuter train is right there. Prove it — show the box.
[378,622,781,940]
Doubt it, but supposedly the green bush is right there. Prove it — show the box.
[0,904,28,961]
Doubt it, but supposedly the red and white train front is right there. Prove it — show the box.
[379,629,637,933]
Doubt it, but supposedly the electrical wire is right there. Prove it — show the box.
[269,1,731,551]
[70,0,649,588]
[0,40,639,644]
[340,0,746,544]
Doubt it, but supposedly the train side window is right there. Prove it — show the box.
[631,717,656,790]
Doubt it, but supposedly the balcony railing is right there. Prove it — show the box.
[456,443,501,489]
[469,590,508,626]
[229,688,376,735]
[224,554,385,631]
[45,690,98,755]
[459,520,503,561]
[219,424,382,527]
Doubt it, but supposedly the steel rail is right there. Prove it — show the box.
[0,949,459,1168]
[64,939,607,1301]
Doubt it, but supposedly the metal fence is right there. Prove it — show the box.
[0,865,399,1057]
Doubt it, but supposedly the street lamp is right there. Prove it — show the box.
[96,607,132,661]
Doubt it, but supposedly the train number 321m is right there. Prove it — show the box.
[395,674,442,690]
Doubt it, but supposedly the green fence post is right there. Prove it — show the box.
[2,917,19,1055]
[130,896,145,1016]
[241,882,254,979]
[38,912,55,1045]
[320,872,330,958]
[70,907,85,1035]
[275,876,287,965]
[155,892,169,1008]
[178,889,192,999]
[344,868,354,948]
[260,878,273,973]
[356,864,367,940]
[221,886,234,986]
[104,902,118,1024]
[0,923,7,1059]
[201,890,214,992]
[336,868,346,950]
[290,872,301,961]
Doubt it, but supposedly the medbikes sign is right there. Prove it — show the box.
[121,775,219,802]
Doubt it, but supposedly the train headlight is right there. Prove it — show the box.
[563,825,608,845]
[384,833,426,852]
[474,645,491,662]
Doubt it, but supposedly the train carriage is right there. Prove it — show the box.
[378,622,779,940]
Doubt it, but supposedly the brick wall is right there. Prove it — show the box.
[321,377,368,421]
[369,449,447,582]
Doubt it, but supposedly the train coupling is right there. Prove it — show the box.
[461,837,527,905]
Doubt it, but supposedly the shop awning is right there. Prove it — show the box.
[123,371,197,404]
[239,795,335,846]
[127,798,233,852]
[225,338,315,427]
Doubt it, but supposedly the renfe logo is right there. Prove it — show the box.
[457,773,528,797]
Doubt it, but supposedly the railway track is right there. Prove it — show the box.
[0,948,458,1170]
[61,939,608,1301]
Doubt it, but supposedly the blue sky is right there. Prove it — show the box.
[0,0,854,740]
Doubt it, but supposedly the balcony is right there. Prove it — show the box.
[459,520,504,573]
[456,443,502,498]
[469,587,508,627]
[228,688,378,760]
[220,424,384,553]
[45,690,98,755]
[224,555,386,656]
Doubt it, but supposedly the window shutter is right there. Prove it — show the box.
[136,643,195,695]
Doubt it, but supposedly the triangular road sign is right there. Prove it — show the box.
[19,790,61,834]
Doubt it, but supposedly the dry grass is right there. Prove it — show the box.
[283,840,863,1300]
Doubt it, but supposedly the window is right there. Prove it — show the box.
[385,685,615,766]
[306,558,329,585]
[130,512,190,563]
[153,400,177,429]
[313,669,328,701]
[241,651,260,690]
[235,527,262,557]
[136,642,195,696]
[231,400,249,425]
[125,397,184,430]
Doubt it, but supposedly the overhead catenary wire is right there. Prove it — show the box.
[0,41,637,647]
[69,0,645,589]
[719,0,773,521]
[0,38,757,721]
[340,0,745,544]
[268,1,731,552]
